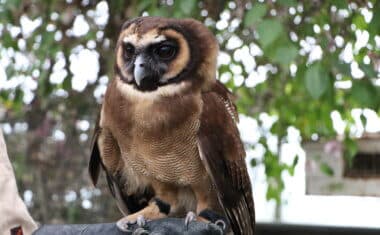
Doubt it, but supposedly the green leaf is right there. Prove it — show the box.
[0,90,10,101]
[179,0,197,15]
[320,162,334,176]
[271,44,298,66]
[14,88,24,104]
[40,31,55,57]
[266,183,281,203]
[292,155,299,167]
[2,32,18,49]
[331,0,348,9]
[151,7,170,17]
[343,137,358,168]
[257,20,284,49]
[250,158,258,167]
[277,0,297,7]
[360,113,367,128]
[304,62,328,99]
[108,0,127,15]
[287,155,299,176]
[351,80,377,108]
[359,63,377,78]
[368,1,380,36]
[4,0,22,16]
[353,14,367,30]
[244,4,267,27]
[137,0,152,12]
[62,76,71,90]
[335,61,351,76]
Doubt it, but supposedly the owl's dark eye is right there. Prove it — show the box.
[154,44,177,60]
[123,43,135,58]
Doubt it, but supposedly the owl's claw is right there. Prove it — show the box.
[117,215,148,232]
[184,211,197,230]
[116,219,134,232]
[136,215,146,227]
[214,219,227,231]
[132,227,150,235]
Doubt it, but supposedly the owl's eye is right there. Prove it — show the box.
[154,44,177,60]
[123,43,135,58]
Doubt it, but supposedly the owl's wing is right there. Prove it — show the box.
[89,112,153,215]
[88,112,103,186]
[197,81,255,235]
[89,114,130,215]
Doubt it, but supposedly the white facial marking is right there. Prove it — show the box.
[123,34,137,44]
[116,78,191,100]
[122,34,166,48]
[150,35,166,44]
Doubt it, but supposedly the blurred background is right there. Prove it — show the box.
[0,0,380,229]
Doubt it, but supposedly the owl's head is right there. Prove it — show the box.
[115,17,218,93]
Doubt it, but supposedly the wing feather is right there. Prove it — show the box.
[198,81,255,235]
[88,116,130,215]
[89,113,102,186]
[89,112,153,215]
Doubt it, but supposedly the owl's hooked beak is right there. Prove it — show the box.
[133,55,160,91]
[134,55,148,87]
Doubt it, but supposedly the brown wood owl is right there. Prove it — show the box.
[89,16,255,235]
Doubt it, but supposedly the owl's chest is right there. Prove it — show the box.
[127,118,204,184]
[112,95,206,185]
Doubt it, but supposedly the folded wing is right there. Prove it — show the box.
[197,81,255,235]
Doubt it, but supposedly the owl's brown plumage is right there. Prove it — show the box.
[89,16,255,235]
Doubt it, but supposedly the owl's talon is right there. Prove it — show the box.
[116,217,137,232]
[116,220,133,232]
[136,215,146,227]
[207,223,224,235]
[214,219,227,230]
[184,211,197,230]
[132,227,150,235]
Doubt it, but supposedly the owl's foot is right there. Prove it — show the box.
[117,215,147,232]
[199,209,228,232]
[213,219,227,231]
[184,210,217,231]
[184,211,197,229]
[132,227,150,235]
[116,198,170,232]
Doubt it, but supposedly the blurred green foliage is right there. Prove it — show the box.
[0,0,379,223]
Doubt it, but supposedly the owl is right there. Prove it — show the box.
[89,16,255,235]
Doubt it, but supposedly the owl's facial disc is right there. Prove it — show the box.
[130,40,178,91]
[116,23,192,93]
[121,38,179,92]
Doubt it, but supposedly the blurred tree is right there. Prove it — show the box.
[0,0,379,223]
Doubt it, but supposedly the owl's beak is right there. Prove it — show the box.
[133,55,160,91]
[134,55,148,87]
